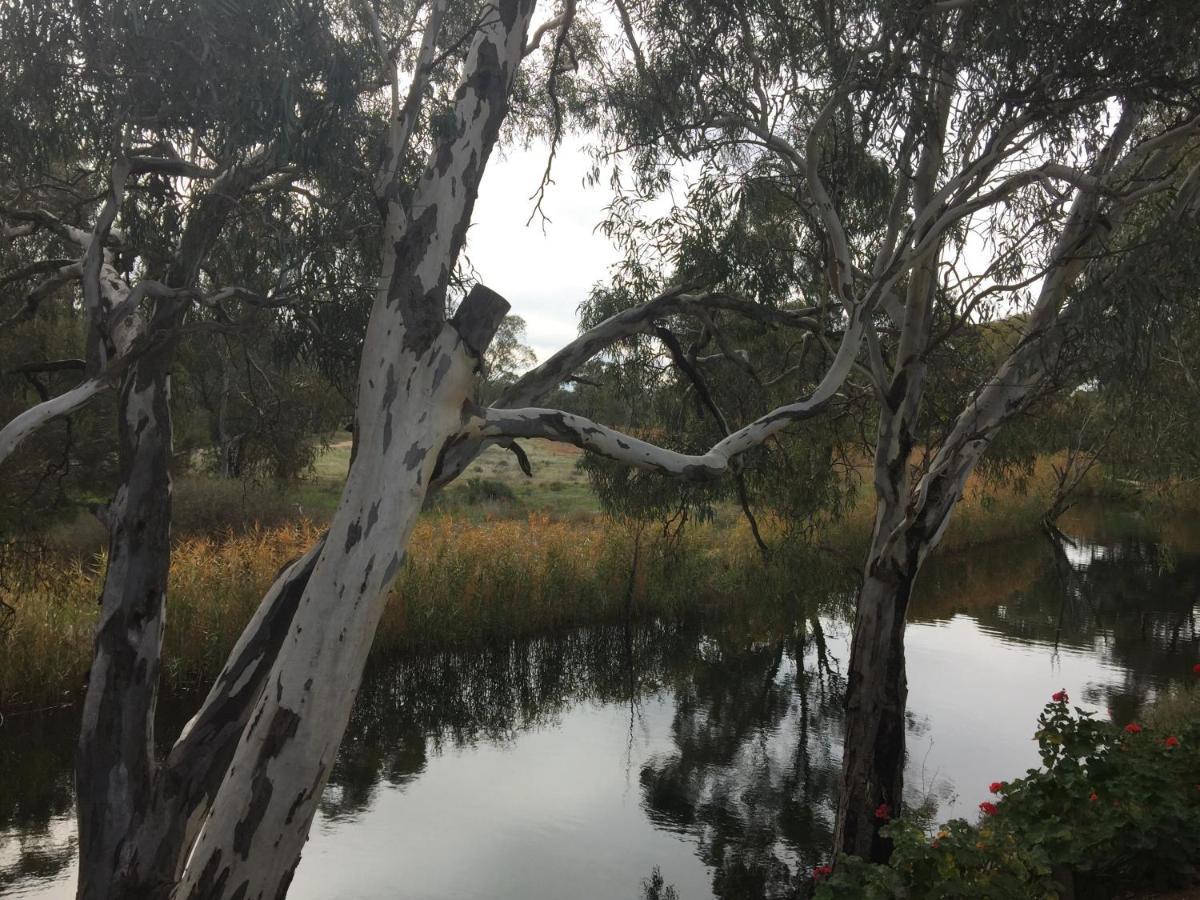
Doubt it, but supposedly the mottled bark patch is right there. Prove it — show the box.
[430,353,452,392]
[381,363,398,412]
[344,519,362,553]
[358,554,376,598]
[382,551,403,585]
[404,441,427,471]
[233,707,302,859]
[185,847,229,900]
[385,203,442,355]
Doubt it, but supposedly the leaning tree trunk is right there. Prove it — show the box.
[70,133,300,897]
[171,4,535,897]
[71,0,533,888]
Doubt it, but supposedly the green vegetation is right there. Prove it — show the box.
[6,436,1200,713]
[817,688,1200,899]
[1,506,844,710]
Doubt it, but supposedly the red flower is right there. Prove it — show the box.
[1193,663,1200,674]
[1052,689,1068,702]
[874,802,891,821]
[1124,722,1143,735]
[989,781,1004,794]
[1089,791,1099,802]
[979,801,998,816]
[1165,735,1180,748]
[813,865,833,882]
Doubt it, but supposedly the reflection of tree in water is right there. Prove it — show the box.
[0,707,78,891]
[980,534,1199,719]
[321,620,703,820]
[11,532,1194,897]
[915,530,1200,722]
[315,610,856,898]
[311,607,930,900]
[639,620,847,900]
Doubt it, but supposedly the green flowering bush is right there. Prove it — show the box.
[995,690,1200,895]
[815,688,1200,899]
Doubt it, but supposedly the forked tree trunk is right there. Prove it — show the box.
[829,78,1166,866]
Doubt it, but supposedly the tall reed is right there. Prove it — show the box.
[0,514,807,710]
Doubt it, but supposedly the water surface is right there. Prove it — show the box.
[3,521,1198,898]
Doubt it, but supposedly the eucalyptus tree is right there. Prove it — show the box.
[3,0,1198,895]
[0,1,839,895]
[586,0,1200,862]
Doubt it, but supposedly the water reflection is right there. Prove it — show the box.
[0,708,76,896]
[3,525,1198,899]
[638,622,844,900]
[915,531,1200,721]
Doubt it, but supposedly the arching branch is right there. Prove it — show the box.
[430,287,824,487]
[459,300,871,479]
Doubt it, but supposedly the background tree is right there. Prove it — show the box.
[580,0,1200,861]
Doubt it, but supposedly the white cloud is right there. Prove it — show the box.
[466,135,621,362]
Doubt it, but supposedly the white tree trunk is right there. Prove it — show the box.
[172,5,535,896]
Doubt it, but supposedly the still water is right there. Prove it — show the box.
[3,519,1198,898]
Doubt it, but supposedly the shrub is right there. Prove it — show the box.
[462,477,518,505]
[817,691,1200,899]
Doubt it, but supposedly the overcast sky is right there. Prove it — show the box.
[465,135,622,364]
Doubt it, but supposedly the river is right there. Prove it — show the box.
[3,513,1198,898]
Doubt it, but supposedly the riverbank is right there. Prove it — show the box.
[2,444,1198,712]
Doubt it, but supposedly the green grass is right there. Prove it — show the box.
[263,435,599,522]
[436,439,599,516]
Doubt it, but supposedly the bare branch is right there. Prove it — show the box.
[0,378,110,465]
[0,261,82,328]
[1,206,108,250]
[0,257,76,288]
[805,91,857,304]
[467,301,872,478]
[128,156,218,179]
[82,159,133,371]
[6,358,86,376]
[525,0,578,227]
[523,11,565,56]
[373,0,449,200]
[499,287,820,407]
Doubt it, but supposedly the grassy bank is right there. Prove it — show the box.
[1,513,831,710]
[3,441,1197,711]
